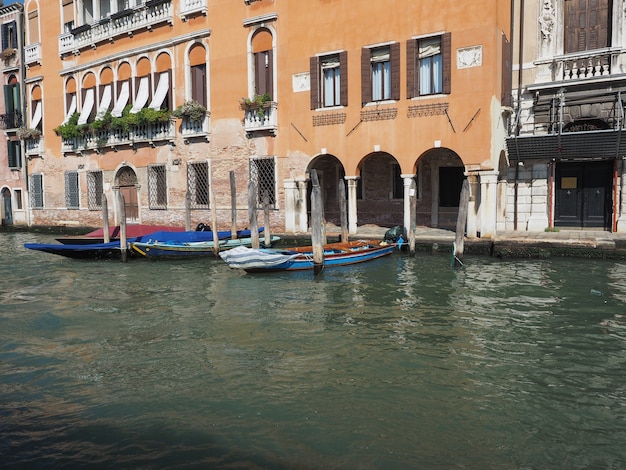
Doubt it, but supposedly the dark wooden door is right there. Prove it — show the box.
[554,162,612,228]
[120,186,139,222]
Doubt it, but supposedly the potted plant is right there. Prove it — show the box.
[240,93,272,119]
[0,48,16,62]
[16,126,41,140]
[172,100,207,123]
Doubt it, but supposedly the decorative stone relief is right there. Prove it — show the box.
[292,72,310,92]
[538,0,555,56]
[456,46,482,69]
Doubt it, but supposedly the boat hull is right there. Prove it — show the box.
[220,241,395,272]
[131,236,281,259]
[24,241,136,260]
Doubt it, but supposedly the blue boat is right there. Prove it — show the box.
[131,235,281,259]
[219,240,395,272]
[24,228,263,260]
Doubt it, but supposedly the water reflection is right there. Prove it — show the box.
[1,232,626,468]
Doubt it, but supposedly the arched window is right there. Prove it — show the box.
[97,67,114,119]
[149,52,172,110]
[78,72,96,125]
[112,62,131,117]
[30,85,42,131]
[63,77,77,124]
[131,57,152,113]
[189,44,207,107]
[251,28,273,99]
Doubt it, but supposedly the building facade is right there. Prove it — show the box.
[0,1,26,226]
[21,0,511,236]
[507,0,626,232]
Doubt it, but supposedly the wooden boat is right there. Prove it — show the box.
[131,235,281,259]
[55,224,186,244]
[219,240,395,272]
[24,228,264,260]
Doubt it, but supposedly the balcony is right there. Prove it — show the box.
[553,49,616,82]
[25,136,44,157]
[180,114,210,142]
[179,0,207,20]
[61,119,175,154]
[58,0,173,56]
[243,101,277,135]
[0,112,22,130]
[25,43,41,65]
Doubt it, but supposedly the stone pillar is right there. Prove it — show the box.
[465,172,478,238]
[345,176,358,234]
[478,170,499,238]
[401,174,416,231]
[283,179,298,233]
[616,159,626,232]
[526,163,550,231]
[297,179,308,232]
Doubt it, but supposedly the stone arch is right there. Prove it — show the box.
[415,147,464,229]
[114,165,139,223]
[306,153,346,225]
[1,187,12,225]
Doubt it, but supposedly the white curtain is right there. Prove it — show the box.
[31,101,42,129]
[63,94,77,124]
[130,76,149,114]
[111,81,129,117]
[371,48,390,101]
[419,38,442,95]
[322,56,340,107]
[148,72,169,110]
[96,84,112,120]
[77,88,95,125]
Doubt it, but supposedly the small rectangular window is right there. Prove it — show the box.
[30,174,43,208]
[187,161,209,208]
[14,189,22,210]
[7,140,21,169]
[87,170,103,210]
[250,156,276,209]
[371,47,391,101]
[65,171,80,209]
[407,34,451,98]
[148,164,167,210]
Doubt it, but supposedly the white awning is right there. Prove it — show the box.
[111,81,129,117]
[130,76,149,114]
[31,101,42,129]
[77,88,95,125]
[148,72,169,110]
[96,84,112,120]
[62,94,77,124]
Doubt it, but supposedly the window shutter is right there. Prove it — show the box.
[310,56,319,109]
[9,21,17,49]
[339,51,348,106]
[442,32,452,95]
[1,24,8,51]
[361,48,372,105]
[501,34,512,107]
[191,64,207,107]
[406,39,416,99]
[390,42,401,101]
[4,84,14,114]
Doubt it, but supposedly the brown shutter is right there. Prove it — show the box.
[339,50,348,106]
[191,64,207,107]
[501,34,512,107]
[442,32,451,95]
[406,39,416,99]
[390,42,401,101]
[361,47,372,105]
[266,49,274,99]
[310,56,319,109]
[565,0,610,54]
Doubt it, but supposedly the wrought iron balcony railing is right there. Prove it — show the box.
[0,112,22,130]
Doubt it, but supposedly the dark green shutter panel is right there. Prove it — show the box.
[1,23,8,51]
[4,84,14,114]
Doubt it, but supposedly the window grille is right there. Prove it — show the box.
[250,156,276,208]
[30,174,43,208]
[187,161,210,209]
[87,170,103,210]
[148,164,167,210]
[65,171,79,209]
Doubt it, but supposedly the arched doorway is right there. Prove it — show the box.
[417,148,464,230]
[306,154,345,226]
[115,166,139,223]
[1,188,12,225]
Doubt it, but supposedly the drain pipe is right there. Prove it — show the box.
[513,0,524,230]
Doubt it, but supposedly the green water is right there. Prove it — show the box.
[1,232,625,469]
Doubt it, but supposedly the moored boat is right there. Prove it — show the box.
[131,235,281,259]
[219,240,395,272]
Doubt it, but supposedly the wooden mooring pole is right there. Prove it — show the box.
[230,171,237,239]
[210,183,219,256]
[184,192,191,232]
[263,191,272,247]
[118,192,127,263]
[248,179,260,249]
[339,179,349,243]
[101,193,110,243]
[310,169,324,275]
[409,179,417,256]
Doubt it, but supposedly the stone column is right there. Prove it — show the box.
[478,170,499,238]
[526,163,550,231]
[345,176,358,234]
[465,172,478,238]
[401,174,416,231]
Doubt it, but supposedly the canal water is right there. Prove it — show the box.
[1,232,625,469]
